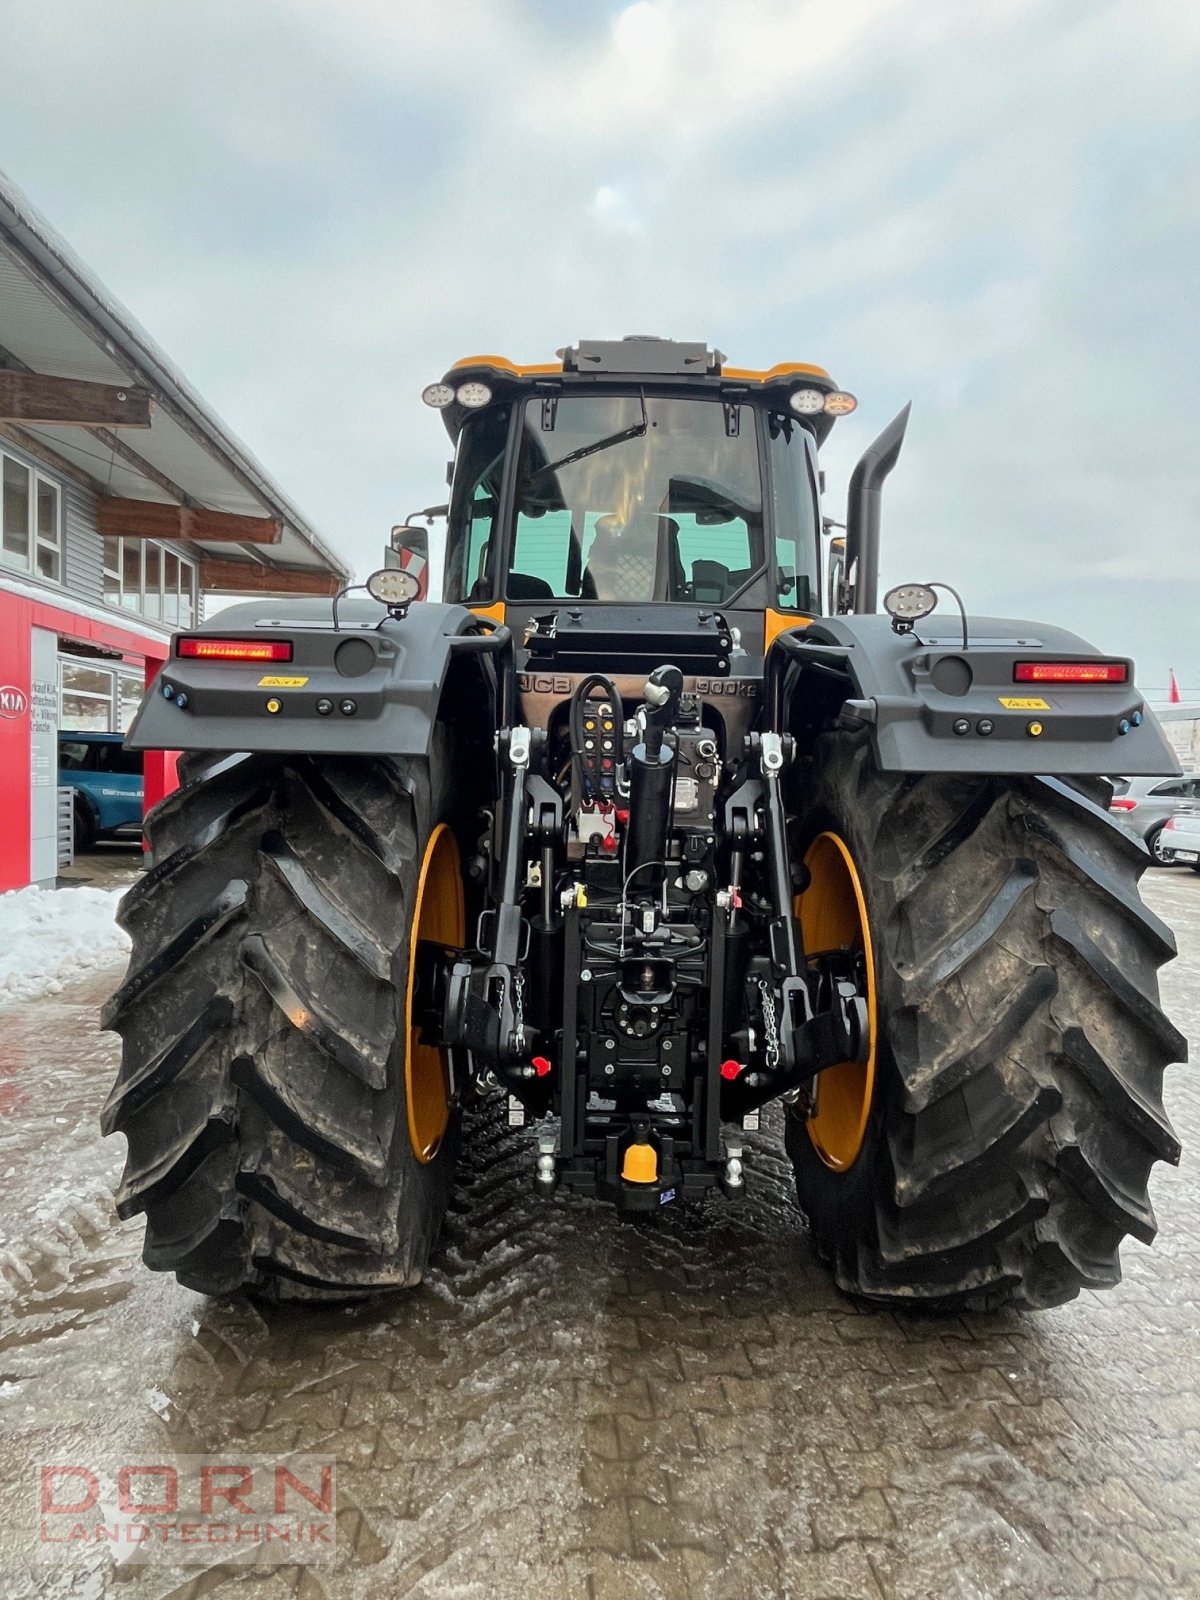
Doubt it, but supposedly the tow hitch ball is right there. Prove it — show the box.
[721,1141,745,1196]
[535,1131,558,1193]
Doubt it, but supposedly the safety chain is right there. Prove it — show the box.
[757,977,781,1072]
[513,969,526,1051]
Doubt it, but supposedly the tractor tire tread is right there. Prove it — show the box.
[104,751,456,1300]
[786,743,1184,1312]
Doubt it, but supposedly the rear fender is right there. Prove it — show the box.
[125,597,508,758]
[774,613,1179,777]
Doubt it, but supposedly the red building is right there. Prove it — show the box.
[0,169,350,893]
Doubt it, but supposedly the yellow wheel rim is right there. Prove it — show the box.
[405,824,465,1163]
[796,832,877,1172]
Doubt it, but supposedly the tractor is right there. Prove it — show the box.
[102,336,1185,1310]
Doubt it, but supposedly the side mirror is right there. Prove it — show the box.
[826,536,847,615]
[387,524,430,599]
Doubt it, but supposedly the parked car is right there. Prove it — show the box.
[1157,811,1200,871]
[58,732,143,851]
[1108,774,1200,864]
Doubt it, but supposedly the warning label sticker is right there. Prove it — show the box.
[258,675,309,688]
[999,696,1050,710]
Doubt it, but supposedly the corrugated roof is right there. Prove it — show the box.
[0,166,350,582]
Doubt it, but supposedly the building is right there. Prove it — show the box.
[0,169,350,893]
[1158,705,1200,772]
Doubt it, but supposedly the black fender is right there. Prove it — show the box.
[125,597,512,758]
[771,612,1178,777]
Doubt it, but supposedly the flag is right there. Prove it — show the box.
[1168,669,1182,705]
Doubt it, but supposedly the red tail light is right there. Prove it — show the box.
[1109,797,1138,812]
[1014,661,1128,684]
[178,638,293,663]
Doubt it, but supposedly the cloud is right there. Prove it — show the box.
[0,0,1195,687]
[612,3,673,74]
[591,184,642,235]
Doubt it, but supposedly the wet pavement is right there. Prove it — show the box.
[57,841,144,892]
[0,874,1198,1599]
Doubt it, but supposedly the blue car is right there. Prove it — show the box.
[58,732,143,850]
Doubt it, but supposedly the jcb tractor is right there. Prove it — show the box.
[103,337,1185,1311]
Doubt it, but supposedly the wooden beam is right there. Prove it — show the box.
[187,507,284,544]
[198,558,341,597]
[0,371,153,428]
[0,344,194,500]
[96,496,282,544]
[96,498,179,540]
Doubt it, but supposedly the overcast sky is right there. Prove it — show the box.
[1,0,1196,693]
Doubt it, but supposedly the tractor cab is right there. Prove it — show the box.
[414,337,860,657]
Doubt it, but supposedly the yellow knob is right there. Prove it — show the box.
[266,698,282,714]
[1027,720,1043,737]
[621,1142,658,1184]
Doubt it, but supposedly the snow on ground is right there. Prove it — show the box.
[0,884,129,1006]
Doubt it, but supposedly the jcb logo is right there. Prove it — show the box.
[0,684,29,719]
[519,674,573,695]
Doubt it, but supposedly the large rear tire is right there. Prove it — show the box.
[784,735,1185,1311]
[102,742,466,1301]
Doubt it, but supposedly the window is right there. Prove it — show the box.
[508,395,765,603]
[2,456,30,565]
[444,405,512,604]
[93,741,142,776]
[36,478,61,581]
[58,739,92,771]
[0,451,63,583]
[143,543,161,622]
[179,556,196,627]
[61,659,118,731]
[119,672,144,730]
[122,541,142,611]
[164,551,180,626]
[101,535,197,626]
[766,415,820,613]
[60,658,147,733]
[675,523,753,601]
[102,537,121,609]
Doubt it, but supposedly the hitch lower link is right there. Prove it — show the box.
[439,726,560,1090]
[721,731,870,1115]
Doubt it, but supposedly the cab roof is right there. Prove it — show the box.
[434,336,847,444]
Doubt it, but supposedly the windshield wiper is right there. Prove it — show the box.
[527,391,648,486]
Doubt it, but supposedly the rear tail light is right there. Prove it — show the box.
[1109,797,1138,811]
[178,638,293,663]
[1014,661,1128,684]
[1163,816,1177,830]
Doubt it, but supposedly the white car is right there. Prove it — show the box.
[1157,811,1200,870]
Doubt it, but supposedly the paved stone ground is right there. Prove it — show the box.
[0,873,1197,1600]
[57,839,144,891]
